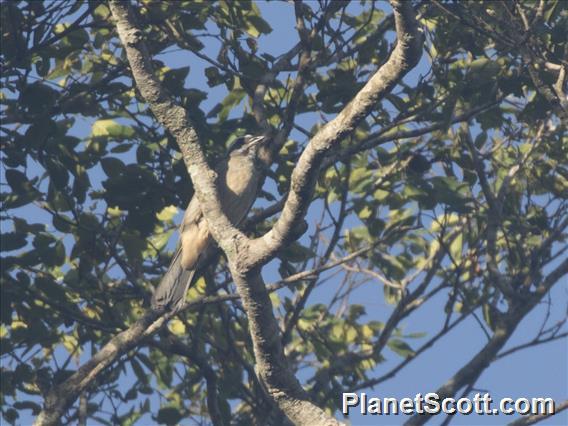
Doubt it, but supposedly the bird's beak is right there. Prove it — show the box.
[249,135,267,147]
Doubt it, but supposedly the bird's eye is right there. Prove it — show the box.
[228,137,245,153]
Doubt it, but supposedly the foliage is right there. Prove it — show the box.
[1,1,566,424]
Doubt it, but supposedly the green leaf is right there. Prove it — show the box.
[216,89,245,121]
[110,143,133,153]
[383,285,403,305]
[91,119,134,140]
[167,318,186,336]
[100,157,125,178]
[122,234,145,264]
[12,401,41,415]
[1,233,27,252]
[54,23,89,47]
[349,167,373,193]
[19,83,58,114]
[245,15,272,37]
[156,205,178,222]
[156,407,182,425]
[163,66,190,92]
[430,177,471,213]
[280,242,315,263]
[44,159,69,188]
[148,229,174,253]
[35,275,69,303]
[449,232,463,263]
[357,205,373,220]
[388,339,415,358]
[131,358,148,385]
[5,169,28,192]
[205,66,223,87]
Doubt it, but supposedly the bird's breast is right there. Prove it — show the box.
[224,156,258,195]
[218,156,259,225]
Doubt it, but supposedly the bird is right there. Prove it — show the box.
[151,134,268,312]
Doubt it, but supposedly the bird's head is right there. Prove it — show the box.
[228,134,267,159]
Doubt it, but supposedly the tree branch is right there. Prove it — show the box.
[404,255,568,425]
[221,3,422,423]
[507,399,568,426]
[36,1,422,424]
[108,0,247,258]
[248,0,423,267]
[153,335,225,426]
[34,309,166,426]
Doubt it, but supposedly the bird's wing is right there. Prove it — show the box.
[180,195,203,234]
[180,160,230,233]
[151,161,232,311]
[151,246,196,311]
[219,179,258,226]
[217,159,260,227]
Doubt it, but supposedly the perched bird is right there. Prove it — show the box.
[151,134,268,312]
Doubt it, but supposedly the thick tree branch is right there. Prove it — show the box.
[230,268,343,425]
[108,0,247,258]
[35,1,246,422]
[404,322,519,426]
[34,242,372,426]
[35,309,166,426]
[36,2,421,424]
[222,2,422,423]
[404,256,568,425]
[247,0,423,267]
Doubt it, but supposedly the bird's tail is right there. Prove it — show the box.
[151,247,196,313]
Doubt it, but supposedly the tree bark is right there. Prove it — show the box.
[34,1,422,424]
